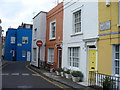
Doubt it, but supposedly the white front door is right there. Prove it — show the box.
[27,51,30,61]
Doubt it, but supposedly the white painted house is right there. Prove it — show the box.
[31,11,46,67]
[62,1,98,84]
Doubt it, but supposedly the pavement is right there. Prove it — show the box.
[28,65,96,90]
[0,60,8,68]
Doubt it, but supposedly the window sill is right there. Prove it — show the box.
[49,38,56,41]
[71,32,83,37]
[117,24,120,27]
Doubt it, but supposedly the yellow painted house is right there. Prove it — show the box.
[98,0,120,76]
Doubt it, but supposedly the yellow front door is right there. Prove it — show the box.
[88,49,96,84]
[89,49,96,71]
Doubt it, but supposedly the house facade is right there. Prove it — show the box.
[4,23,32,61]
[31,11,46,67]
[62,1,98,82]
[45,2,63,69]
[98,1,120,76]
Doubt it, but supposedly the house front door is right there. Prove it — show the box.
[58,49,62,68]
[89,49,96,71]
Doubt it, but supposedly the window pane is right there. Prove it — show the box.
[115,45,119,52]
[50,21,56,39]
[48,48,54,62]
[68,47,79,67]
[73,10,81,33]
[22,37,28,44]
[114,45,120,75]
[22,50,26,57]
[115,53,119,59]
[115,68,119,74]
[11,37,15,44]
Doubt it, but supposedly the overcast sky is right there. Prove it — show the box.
[0,0,63,36]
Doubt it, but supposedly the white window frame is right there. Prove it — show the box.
[22,36,28,44]
[49,20,56,40]
[22,50,26,57]
[68,47,80,68]
[11,37,15,44]
[48,48,54,63]
[73,9,82,35]
[113,45,120,76]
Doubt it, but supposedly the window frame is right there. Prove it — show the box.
[113,45,120,76]
[49,20,56,40]
[22,36,28,44]
[68,47,80,68]
[10,36,15,44]
[73,9,82,35]
[48,48,54,63]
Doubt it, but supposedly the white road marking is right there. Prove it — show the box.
[22,73,29,76]
[1,73,9,75]
[32,74,39,76]
[11,73,19,76]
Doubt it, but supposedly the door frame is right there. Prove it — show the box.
[58,48,62,68]
[27,51,31,61]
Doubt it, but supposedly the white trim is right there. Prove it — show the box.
[72,8,82,35]
[48,48,54,63]
[49,19,56,40]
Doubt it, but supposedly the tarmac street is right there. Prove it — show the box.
[2,61,69,90]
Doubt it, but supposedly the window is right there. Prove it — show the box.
[114,45,120,75]
[22,50,26,57]
[34,28,37,39]
[25,24,31,29]
[50,20,56,39]
[33,48,37,61]
[73,10,81,34]
[48,48,54,62]
[11,37,15,44]
[68,47,80,67]
[22,37,28,44]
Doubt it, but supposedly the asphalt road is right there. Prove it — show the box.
[2,62,64,90]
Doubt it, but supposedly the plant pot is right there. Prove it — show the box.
[65,73,71,79]
[61,72,64,77]
[56,71,60,76]
[103,83,111,90]
[72,76,80,82]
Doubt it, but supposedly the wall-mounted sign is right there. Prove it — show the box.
[100,21,111,31]
[36,40,43,47]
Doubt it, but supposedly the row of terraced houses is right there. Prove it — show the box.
[4,0,118,87]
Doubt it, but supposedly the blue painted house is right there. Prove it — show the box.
[4,23,32,61]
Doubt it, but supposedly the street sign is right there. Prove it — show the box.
[36,40,43,47]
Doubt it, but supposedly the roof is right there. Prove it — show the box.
[33,11,47,19]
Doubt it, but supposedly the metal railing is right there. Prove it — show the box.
[88,71,120,90]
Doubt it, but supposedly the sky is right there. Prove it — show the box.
[0,0,63,36]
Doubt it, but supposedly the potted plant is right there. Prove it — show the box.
[102,77,114,90]
[60,69,64,77]
[56,68,63,76]
[71,71,83,82]
[64,69,71,79]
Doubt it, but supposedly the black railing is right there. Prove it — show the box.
[88,71,120,90]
